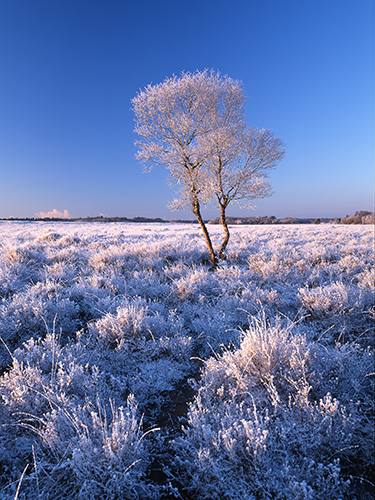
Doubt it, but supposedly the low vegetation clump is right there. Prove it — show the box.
[0,221,373,498]
[171,318,373,498]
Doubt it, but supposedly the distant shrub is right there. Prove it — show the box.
[340,210,374,224]
[362,213,375,224]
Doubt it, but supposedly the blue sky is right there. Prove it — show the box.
[0,0,373,218]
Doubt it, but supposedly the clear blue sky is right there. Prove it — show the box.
[0,0,373,218]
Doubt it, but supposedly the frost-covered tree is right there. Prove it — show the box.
[133,70,284,264]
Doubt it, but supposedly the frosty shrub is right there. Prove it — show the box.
[0,281,80,369]
[78,301,193,415]
[86,301,147,350]
[298,281,352,315]
[171,318,374,498]
[0,334,158,498]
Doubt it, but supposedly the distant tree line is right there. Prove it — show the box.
[1,211,373,224]
[208,216,327,224]
[209,211,375,225]
[0,216,167,223]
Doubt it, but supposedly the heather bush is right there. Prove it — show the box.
[0,335,158,498]
[171,318,374,498]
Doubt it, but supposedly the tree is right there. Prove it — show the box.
[132,71,242,267]
[204,127,284,258]
[133,70,284,266]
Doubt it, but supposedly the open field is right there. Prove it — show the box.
[0,222,373,498]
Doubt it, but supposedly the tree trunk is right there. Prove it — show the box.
[192,197,217,268]
[218,203,230,259]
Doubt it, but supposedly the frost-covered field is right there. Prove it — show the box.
[0,221,373,498]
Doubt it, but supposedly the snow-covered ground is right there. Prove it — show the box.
[0,222,373,498]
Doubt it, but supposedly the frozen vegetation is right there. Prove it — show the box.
[0,221,373,498]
